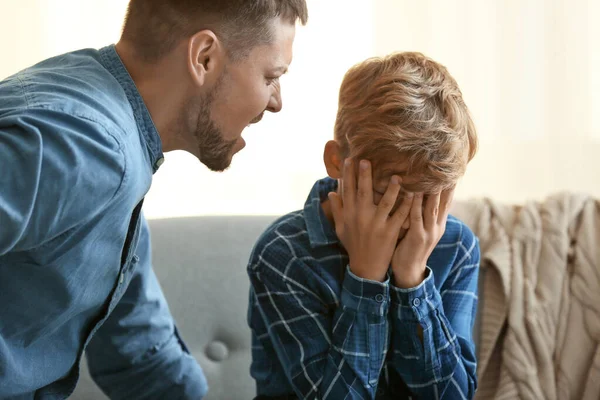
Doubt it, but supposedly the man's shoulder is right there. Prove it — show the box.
[0,48,135,239]
[0,48,135,198]
[1,48,133,135]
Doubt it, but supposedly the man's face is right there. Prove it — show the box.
[191,18,296,171]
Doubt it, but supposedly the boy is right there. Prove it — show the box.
[247,52,479,399]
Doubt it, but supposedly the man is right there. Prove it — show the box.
[247,52,479,399]
[0,1,307,399]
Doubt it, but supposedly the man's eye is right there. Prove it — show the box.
[266,77,278,85]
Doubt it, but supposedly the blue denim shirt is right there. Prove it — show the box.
[247,178,479,399]
[0,46,207,399]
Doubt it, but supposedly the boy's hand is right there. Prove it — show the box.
[328,159,413,282]
[391,188,455,288]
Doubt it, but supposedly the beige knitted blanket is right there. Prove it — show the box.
[451,193,600,400]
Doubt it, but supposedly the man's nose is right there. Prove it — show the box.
[266,81,282,113]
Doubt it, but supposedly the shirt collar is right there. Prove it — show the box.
[303,177,341,248]
[99,45,164,172]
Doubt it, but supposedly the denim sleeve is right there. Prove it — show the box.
[249,238,391,400]
[389,232,480,399]
[0,109,124,255]
[85,217,208,400]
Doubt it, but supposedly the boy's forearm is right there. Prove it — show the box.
[388,276,476,399]
[251,265,390,399]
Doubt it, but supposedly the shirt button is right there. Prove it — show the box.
[119,273,124,285]
[375,294,385,303]
[413,298,421,307]
[155,157,165,169]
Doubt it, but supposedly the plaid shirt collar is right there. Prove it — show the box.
[303,177,341,248]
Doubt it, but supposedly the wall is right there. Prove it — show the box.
[1,0,599,218]
[374,0,600,203]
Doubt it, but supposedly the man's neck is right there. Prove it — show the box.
[114,40,187,153]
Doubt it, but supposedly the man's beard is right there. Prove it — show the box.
[194,105,238,172]
[191,77,239,172]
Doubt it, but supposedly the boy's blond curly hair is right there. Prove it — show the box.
[334,52,477,193]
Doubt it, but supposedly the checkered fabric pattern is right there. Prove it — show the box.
[247,177,479,399]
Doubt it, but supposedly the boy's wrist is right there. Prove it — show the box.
[342,266,390,316]
[392,264,427,288]
[349,262,388,282]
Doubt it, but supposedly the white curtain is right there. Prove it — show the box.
[1,0,598,217]
[374,0,600,204]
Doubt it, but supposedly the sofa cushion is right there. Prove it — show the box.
[71,216,278,400]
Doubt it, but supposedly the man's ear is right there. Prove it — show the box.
[187,30,224,88]
[323,140,344,179]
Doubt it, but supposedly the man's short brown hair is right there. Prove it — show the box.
[334,52,478,193]
[122,0,308,62]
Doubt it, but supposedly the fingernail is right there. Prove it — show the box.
[407,192,414,198]
[391,176,400,185]
[345,158,351,166]
[360,160,368,170]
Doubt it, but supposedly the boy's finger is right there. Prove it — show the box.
[439,187,455,224]
[423,192,440,230]
[357,159,374,207]
[391,191,413,229]
[342,158,356,209]
[410,192,424,225]
[375,175,401,220]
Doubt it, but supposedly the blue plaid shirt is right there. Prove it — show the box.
[247,177,479,399]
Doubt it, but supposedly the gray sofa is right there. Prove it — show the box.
[71,216,279,400]
[71,214,484,399]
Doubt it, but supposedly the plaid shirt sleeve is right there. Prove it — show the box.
[389,225,480,399]
[248,236,392,399]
